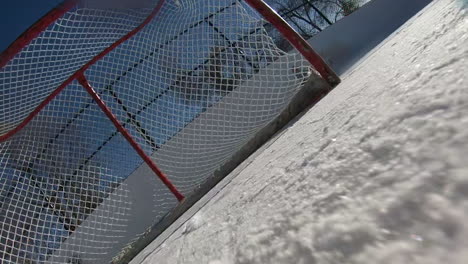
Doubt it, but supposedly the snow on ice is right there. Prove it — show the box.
[132,0,468,263]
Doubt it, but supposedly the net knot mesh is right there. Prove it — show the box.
[0,0,313,262]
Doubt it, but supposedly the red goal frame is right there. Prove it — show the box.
[0,0,339,202]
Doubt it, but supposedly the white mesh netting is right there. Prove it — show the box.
[0,0,314,263]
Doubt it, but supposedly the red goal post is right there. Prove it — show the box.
[0,0,339,263]
[244,0,340,86]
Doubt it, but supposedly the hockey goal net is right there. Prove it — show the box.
[0,0,338,263]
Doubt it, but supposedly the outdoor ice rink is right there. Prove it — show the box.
[131,0,468,263]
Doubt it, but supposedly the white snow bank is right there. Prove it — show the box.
[131,0,468,263]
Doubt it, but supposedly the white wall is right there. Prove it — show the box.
[308,0,433,75]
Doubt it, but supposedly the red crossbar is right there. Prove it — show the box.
[0,0,185,201]
[244,0,340,87]
[0,0,166,142]
[0,1,77,68]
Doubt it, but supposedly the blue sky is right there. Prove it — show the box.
[0,0,62,52]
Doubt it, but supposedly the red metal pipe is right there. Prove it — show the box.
[0,0,185,201]
[0,0,166,142]
[0,1,77,68]
[77,74,185,202]
[244,0,340,87]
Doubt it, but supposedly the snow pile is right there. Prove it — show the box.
[131,0,468,263]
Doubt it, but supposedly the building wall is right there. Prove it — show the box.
[308,0,433,75]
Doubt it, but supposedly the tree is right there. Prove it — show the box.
[267,0,331,40]
[339,0,361,16]
[264,0,367,45]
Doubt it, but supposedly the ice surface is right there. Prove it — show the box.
[131,0,468,263]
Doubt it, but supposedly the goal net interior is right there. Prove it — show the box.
[0,0,336,263]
